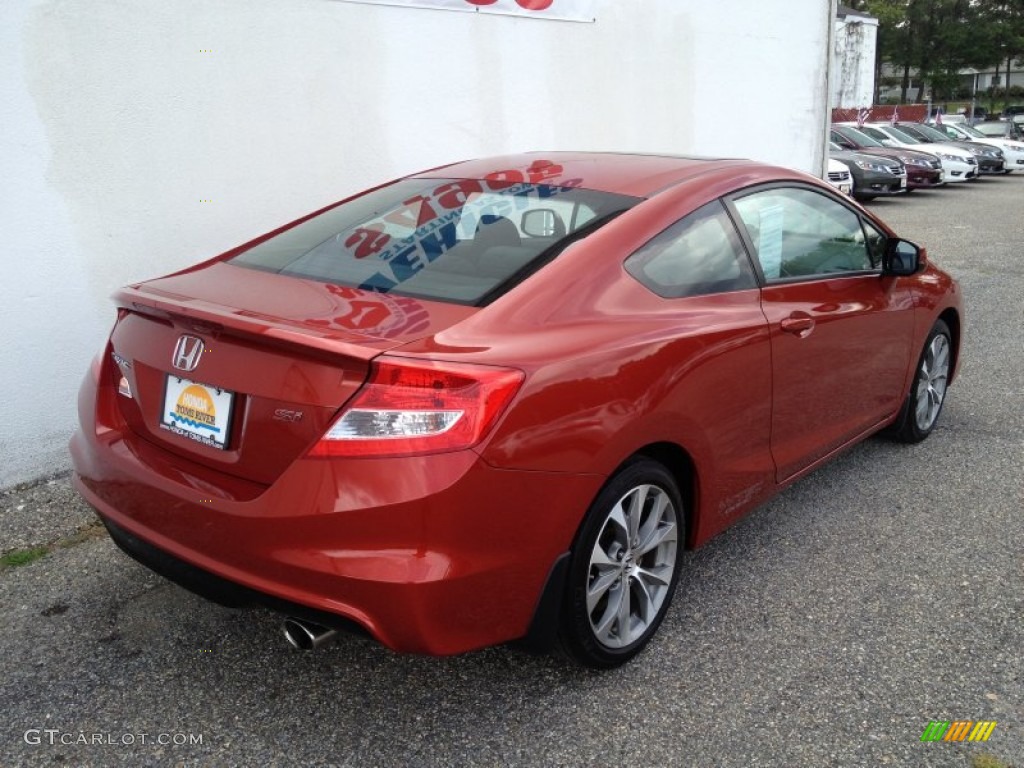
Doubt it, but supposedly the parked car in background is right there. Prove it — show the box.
[68,151,964,668]
[1001,105,1024,121]
[929,121,1024,173]
[852,123,978,182]
[896,122,1005,175]
[830,125,944,189]
[974,120,1024,142]
[826,157,854,196]
[828,142,906,200]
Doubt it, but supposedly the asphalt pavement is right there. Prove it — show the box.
[1,173,1021,768]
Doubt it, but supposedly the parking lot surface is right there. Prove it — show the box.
[1,174,1021,768]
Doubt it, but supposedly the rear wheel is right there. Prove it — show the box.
[891,319,952,443]
[559,458,683,668]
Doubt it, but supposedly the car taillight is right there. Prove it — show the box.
[308,357,524,458]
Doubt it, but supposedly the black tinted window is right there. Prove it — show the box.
[229,178,639,305]
[625,200,757,298]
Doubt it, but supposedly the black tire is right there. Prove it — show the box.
[559,458,683,668]
[889,319,952,443]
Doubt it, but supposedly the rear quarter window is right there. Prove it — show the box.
[625,200,757,298]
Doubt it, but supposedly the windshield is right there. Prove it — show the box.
[837,126,884,148]
[893,124,928,141]
[229,177,640,305]
[885,126,925,144]
[958,124,986,138]
[910,123,956,142]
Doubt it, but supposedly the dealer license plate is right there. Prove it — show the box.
[160,375,234,449]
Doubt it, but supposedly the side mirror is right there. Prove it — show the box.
[522,208,564,238]
[883,238,925,276]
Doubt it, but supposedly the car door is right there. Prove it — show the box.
[622,199,774,540]
[728,185,915,482]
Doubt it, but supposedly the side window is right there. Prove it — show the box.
[733,187,873,280]
[624,200,757,299]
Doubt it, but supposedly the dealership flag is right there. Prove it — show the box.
[334,0,594,22]
[856,107,869,128]
[935,111,943,125]
[891,106,899,126]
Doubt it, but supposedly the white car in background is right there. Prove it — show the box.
[826,158,854,195]
[850,123,978,182]
[930,120,1024,173]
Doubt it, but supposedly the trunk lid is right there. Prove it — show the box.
[107,263,476,485]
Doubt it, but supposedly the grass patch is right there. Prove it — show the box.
[0,520,107,575]
[1,546,48,569]
[972,754,1013,768]
[54,522,107,550]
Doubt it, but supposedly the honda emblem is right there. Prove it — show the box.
[172,335,205,372]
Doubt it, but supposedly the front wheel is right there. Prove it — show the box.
[559,458,683,668]
[891,319,952,443]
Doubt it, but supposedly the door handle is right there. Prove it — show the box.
[780,314,815,335]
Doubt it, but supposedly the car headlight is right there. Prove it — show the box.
[937,152,960,162]
[853,160,885,171]
[969,146,1002,158]
[898,156,926,166]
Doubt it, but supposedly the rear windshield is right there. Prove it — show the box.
[229,177,640,305]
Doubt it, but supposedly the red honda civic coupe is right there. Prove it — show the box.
[71,152,963,668]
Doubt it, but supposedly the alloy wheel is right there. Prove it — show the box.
[915,332,950,432]
[586,483,678,649]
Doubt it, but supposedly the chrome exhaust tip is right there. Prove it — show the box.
[283,618,338,650]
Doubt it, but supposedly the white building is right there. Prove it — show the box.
[1,0,839,487]
[832,4,878,108]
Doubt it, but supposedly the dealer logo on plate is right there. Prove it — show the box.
[171,385,220,435]
[160,376,234,449]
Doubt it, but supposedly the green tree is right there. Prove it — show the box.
[844,0,1024,104]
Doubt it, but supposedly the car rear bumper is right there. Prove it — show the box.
[70,373,600,655]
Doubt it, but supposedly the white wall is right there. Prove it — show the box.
[0,0,833,487]
[833,13,878,108]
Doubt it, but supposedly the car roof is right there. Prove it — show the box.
[413,151,786,198]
